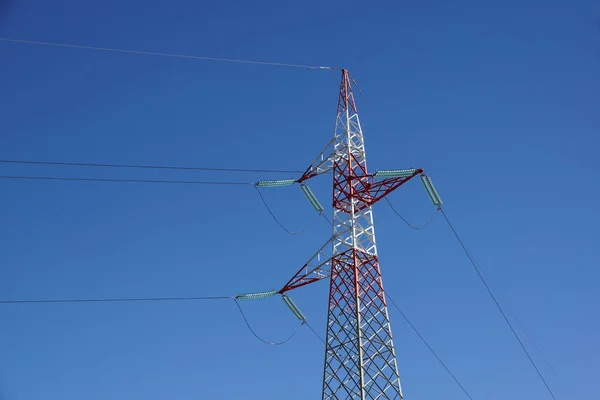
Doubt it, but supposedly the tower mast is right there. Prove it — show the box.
[277,69,423,398]
[321,69,403,399]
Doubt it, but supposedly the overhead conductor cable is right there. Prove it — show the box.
[0,38,337,71]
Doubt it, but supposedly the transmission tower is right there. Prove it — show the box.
[275,69,426,399]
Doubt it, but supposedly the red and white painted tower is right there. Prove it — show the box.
[280,70,423,399]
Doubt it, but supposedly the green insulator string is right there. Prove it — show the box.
[373,169,418,179]
[420,174,443,206]
[236,290,278,301]
[256,178,297,187]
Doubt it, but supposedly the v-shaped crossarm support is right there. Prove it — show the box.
[297,137,339,182]
[279,237,334,293]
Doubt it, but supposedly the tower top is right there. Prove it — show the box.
[337,69,358,115]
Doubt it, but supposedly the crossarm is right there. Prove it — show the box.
[279,238,333,293]
[354,168,423,211]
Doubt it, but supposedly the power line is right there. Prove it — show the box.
[233,298,304,346]
[457,236,561,381]
[304,317,362,383]
[440,208,558,400]
[0,38,337,71]
[254,184,304,234]
[0,175,253,185]
[321,213,334,227]
[386,293,474,400]
[254,185,327,235]
[385,197,439,230]
[0,294,305,347]
[305,320,326,344]
[0,296,232,304]
[496,293,561,381]
[0,159,303,174]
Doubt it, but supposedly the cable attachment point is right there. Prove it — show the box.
[281,295,306,323]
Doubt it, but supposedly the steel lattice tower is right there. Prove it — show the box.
[277,69,424,399]
[321,70,403,399]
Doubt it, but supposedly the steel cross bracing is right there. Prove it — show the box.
[278,70,422,399]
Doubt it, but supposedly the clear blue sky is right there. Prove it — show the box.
[1,0,598,399]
